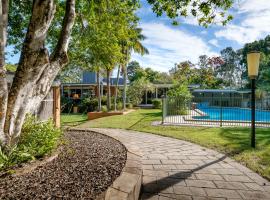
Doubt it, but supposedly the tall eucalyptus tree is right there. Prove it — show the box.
[121,28,149,110]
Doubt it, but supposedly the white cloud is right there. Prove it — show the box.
[238,0,270,13]
[131,23,216,72]
[209,39,219,47]
[215,0,270,44]
[182,16,199,26]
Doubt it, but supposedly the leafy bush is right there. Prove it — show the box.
[117,102,123,110]
[126,103,133,109]
[152,99,161,109]
[0,116,62,170]
[127,78,154,106]
[101,96,107,105]
[167,98,189,115]
[101,105,108,112]
[80,98,98,112]
[147,99,152,104]
[167,83,192,115]
[61,96,73,113]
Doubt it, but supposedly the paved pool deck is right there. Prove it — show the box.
[89,128,270,200]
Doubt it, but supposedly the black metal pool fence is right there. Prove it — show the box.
[162,96,270,127]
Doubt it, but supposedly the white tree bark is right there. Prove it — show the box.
[106,69,111,111]
[123,65,127,110]
[2,0,76,147]
[96,69,101,112]
[114,65,120,111]
[0,0,9,143]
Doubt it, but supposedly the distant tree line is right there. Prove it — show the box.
[127,35,270,92]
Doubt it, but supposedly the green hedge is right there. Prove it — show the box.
[152,99,161,109]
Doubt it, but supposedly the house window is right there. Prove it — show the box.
[82,89,91,98]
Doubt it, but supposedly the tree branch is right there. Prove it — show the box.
[51,0,76,66]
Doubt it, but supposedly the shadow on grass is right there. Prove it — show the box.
[127,110,162,129]
[217,127,270,155]
[61,114,88,127]
[128,116,147,129]
[141,111,162,118]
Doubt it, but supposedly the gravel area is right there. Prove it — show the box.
[0,130,127,199]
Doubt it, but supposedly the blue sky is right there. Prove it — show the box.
[7,0,270,74]
[132,0,270,72]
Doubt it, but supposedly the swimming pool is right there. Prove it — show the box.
[194,105,270,122]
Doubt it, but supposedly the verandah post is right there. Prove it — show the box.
[53,86,61,128]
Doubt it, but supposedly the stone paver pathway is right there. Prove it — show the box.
[90,128,270,200]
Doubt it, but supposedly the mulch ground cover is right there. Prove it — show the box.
[0,130,127,199]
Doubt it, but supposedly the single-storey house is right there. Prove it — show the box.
[61,71,126,99]
[142,84,201,104]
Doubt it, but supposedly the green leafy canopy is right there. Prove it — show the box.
[147,0,234,27]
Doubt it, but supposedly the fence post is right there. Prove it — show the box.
[53,86,61,128]
[162,96,167,124]
[220,95,223,127]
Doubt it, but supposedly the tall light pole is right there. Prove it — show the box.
[247,51,260,148]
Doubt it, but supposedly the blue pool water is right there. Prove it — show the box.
[195,104,270,122]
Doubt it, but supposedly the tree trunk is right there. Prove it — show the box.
[106,69,111,111]
[123,64,127,110]
[1,0,75,147]
[145,90,147,104]
[97,69,101,112]
[0,0,9,144]
[114,65,120,111]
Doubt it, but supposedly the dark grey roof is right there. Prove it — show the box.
[193,89,250,93]
[82,72,99,84]
[102,77,125,86]
[81,71,126,86]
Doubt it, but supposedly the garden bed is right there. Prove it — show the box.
[0,130,127,199]
[88,109,134,120]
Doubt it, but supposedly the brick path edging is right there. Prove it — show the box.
[70,128,142,200]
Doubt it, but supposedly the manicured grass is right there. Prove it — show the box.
[61,113,88,127]
[78,109,270,180]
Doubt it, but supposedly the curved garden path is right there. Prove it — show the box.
[87,128,270,200]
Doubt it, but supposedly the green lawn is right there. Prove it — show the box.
[61,113,88,127]
[77,109,270,180]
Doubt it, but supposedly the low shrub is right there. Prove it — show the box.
[152,99,161,109]
[126,103,133,109]
[167,83,192,115]
[101,96,107,105]
[80,98,98,112]
[168,98,189,115]
[61,96,73,113]
[0,116,62,171]
[147,99,152,104]
[101,105,108,112]
[117,102,123,110]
